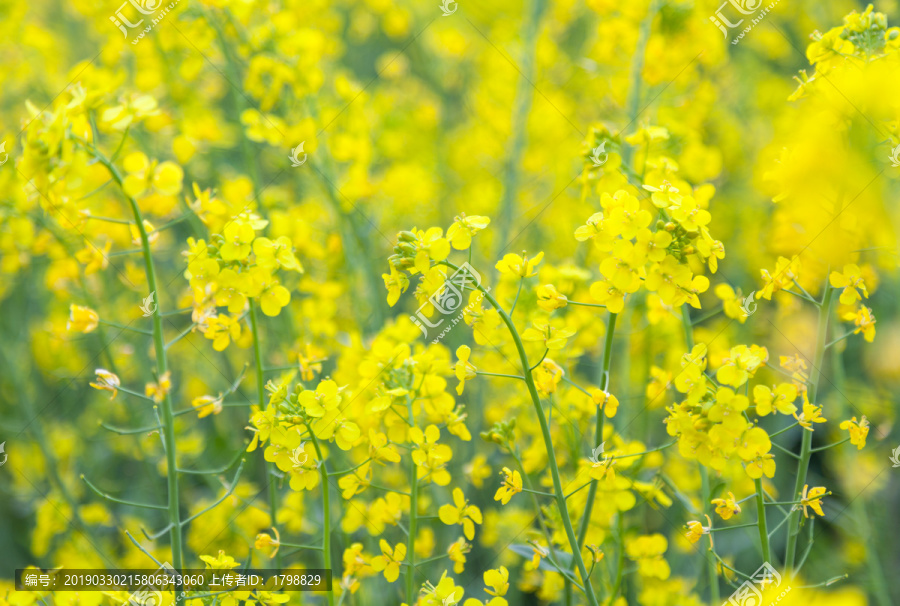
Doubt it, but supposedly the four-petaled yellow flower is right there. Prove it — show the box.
[370,540,406,583]
[68,304,99,333]
[535,284,568,311]
[521,322,576,350]
[843,305,876,343]
[447,214,491,250]
[494,467,522,505]
[798,484,827,518]
[829,264,868,305]
[839,416,869,450]
[495,251,543,278]
[439,488,483,540]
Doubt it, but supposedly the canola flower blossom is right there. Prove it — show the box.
[1,3,898,606]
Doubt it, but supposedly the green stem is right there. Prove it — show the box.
[127,190,184,572]
[249,299,282,571]
[577,312,617,549]
[784,284,833,574]
[449,262,599,606]
[683,307,718,603]
[309,433,335,606]
[755,478,771,563]
[405,396,418,605]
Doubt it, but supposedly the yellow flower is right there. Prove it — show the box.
[494,467,522,505]
[454,345,476,395]
[464,454,492,489]
[521,322,576,350]
[685,520,708,544]
[67,304,99,333]
[753,383,798,416]
[145,371,172,403]
[439,488,483,540]
[192,394,224,418]
[89,369,120,400]
[382,267,410,306]
[591,388,619,418]
[483,566,509,597]
[839,416,869,450]
[74,241,111,275]
[532,358,564,395]
[535,284,567,311]
[829,264,868,305]
[253,236,303,272]
[421,571,464,606]
[495,251,543,277]
[759,256,801,300]
[799,484,827,518]
[447,213,491,250]
[447,537,471,573]
[843,305,876,342]
[203,314,242,351]
[711,492,741,521]
[220,221,256,261]
[254,527,281,559]
[200,550,241,570]
[299,379,342,417]
[370,540,406,582]
[794,398,827,431]
[130,220,158,246]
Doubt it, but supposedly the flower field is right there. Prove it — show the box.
[1,1,900,605]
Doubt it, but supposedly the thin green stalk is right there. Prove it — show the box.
[75,142,185,573]
[452,263,599,606]
[755,478,771,563]
[127,190,184,572]
[577,312,617,549]
[249,299,282,571]
[309,433,335,606]
[784,284,833,574]
[405,396,418,605]
[683,307,718,603]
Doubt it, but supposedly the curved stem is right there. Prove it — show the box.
[445,261,599,606]
[784,284,833,574]
[577,312,617,549]
[81,139,184,570]
[249,299,283,570]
